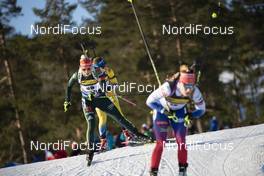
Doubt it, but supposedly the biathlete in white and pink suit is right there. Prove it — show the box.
[146,65,206,176]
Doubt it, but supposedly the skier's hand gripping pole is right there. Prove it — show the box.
[64,101,71,112]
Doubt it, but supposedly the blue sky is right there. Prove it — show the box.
[10,0,91,36]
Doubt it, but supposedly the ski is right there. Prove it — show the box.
[122,139,153,147]
[94,149,108,155]
[86,150,95,167]
[86,155,93,167]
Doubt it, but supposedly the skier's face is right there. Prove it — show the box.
[81,67,91,76]
[179,82,194,96]
[178,72,195,96]
[184,83,194,95]
[92,65,106,80]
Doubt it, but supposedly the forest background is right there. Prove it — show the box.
[0,0,263,165]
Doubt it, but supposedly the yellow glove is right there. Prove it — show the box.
[184,113,191,127]
[64,101,71,112]
[165,110,178,123]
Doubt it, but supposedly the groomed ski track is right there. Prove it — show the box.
[1,124,264,176]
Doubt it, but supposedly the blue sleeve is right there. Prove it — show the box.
[190,109,205,119]
[146,82,171,113]
[146,101,164,112]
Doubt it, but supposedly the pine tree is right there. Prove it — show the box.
[33,0,77,83]
[0,0,28,164]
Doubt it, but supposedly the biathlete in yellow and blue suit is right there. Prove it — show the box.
[92,57,132,149]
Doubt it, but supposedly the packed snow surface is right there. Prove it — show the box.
[1,124,264,176]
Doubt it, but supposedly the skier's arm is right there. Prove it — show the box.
[106,68,118,90]
[65,72,78,102]
[146,82,171,112]
[107,68,118,84]
[190,87,206,118]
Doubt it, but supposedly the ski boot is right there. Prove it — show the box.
[149,168,158,176]
[178,163,188,176]
[135,132,153,143]
[125,133,152,146]
[122,129,133,141]
[86,148,94,167]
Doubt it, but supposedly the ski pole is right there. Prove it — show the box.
[80,43,89,57]
[97,94,138,106]
[118,95,150,112]
[196,70,201,86]
[92,47,97,57]
[127,0,161,86]
[95,93,150,112]
[88,39,97,57]
[190,62,202,86]
[118,96,137,106]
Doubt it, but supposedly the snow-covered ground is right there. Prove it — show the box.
[1,124,264,176]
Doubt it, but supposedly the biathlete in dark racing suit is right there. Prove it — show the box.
[64,55,149,166]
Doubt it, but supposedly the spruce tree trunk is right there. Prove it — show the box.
[169,0,182,57]
[233,76,242,123]
[58,47,69,85]
[148,2,162,60]
[1,32,28,164]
